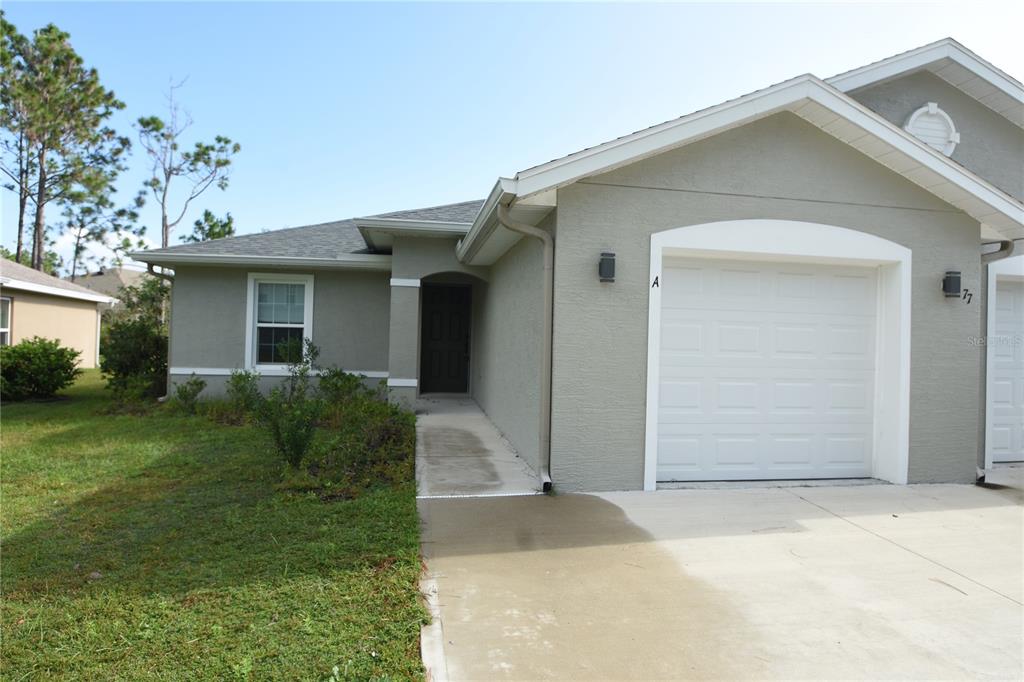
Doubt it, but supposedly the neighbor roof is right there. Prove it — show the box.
[71,266,148,298]
[1,259,116,304]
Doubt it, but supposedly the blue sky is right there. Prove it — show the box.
[2,1,1022,269]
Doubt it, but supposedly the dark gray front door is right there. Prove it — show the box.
[420,285,471,393]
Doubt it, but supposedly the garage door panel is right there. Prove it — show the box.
[657,426,873,481]
[990,279,1024,463]
[658,257,877,481]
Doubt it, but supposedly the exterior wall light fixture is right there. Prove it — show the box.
[599,252,616,282]
[942,270,961,298]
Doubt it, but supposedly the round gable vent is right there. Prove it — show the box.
[904,102,959,156]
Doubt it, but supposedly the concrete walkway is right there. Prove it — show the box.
[415,396,541,498]
[419,467,1023,680]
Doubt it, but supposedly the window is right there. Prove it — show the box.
[0,297,10,346]
[246,274,313,368]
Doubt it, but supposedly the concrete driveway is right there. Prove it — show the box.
[419,468,1023,680]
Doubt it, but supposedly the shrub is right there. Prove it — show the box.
[318,367,367,404]
[101,318,168,399]
[0,337,82,401]
[226,370,262,417]
[172,374,206,414]
[315,395,416,493]
[257,339,323,468]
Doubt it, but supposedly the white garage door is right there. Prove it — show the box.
[657,258,877,481]
[990,279,1024,463]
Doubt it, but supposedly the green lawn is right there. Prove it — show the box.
[0,371,425,680]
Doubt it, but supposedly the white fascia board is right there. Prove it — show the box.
[352,217,472,233]
[456,178,517,264]
[827,39,1023,109]
[356,218,473,253]
[0,278,115,304]
[130,251,393,271]
[809,81,1024,229]
[511,75,816,198]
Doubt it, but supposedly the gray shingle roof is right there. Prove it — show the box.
[370,200,484,223]
[138,219,370,259]
[136,200,485,260]
[0,259,107,298]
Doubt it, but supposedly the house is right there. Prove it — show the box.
[70,266,149,304]
[0,260,116,368]
[134,38,1024,492]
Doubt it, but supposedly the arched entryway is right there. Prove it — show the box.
[420,272,485,394]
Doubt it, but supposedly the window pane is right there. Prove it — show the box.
[257,284,272,304]
[256,283,304,324]
[0,299,8,328]
[0,331,8,346]
[257,326,304,363]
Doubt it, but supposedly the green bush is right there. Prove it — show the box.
[257,340,322,468]
[0,337,82,401]
[312,388,416,494]
[226,369,262,418]
[318,367,368,404]
[172,374,206,414]
[101,318,168,399]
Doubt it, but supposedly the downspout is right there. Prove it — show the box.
[497,203,554,492]
[977,239,1017,483]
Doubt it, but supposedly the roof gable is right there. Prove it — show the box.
[459,73,1023,264]
[826,38,1024,128]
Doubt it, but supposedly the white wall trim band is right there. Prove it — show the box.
[387,378,418,388]
[390,278,421,288]
[643,219,912,491]
[170,367,389,378]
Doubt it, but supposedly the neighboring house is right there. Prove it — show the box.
[134,38,1024,492]
[70,266,149,303]
[0,260,116,368]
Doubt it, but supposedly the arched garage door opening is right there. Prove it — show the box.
[643,220,912,491]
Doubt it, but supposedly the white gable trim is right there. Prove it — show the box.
[460,75,1023,263]
[827,38,1023,105]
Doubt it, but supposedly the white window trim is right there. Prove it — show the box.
[0,296,11,345]
[244,273,314,371]
[644,219,912,491]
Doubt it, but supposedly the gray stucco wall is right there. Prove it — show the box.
[849,71,1024,201]
[169,265,390,394]
[550,112,982,491]
[471,231,546,474]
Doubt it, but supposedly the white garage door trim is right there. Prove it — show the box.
[644,219,912,491]
[985,254,1024,469]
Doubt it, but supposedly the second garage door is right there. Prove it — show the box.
[657,257,878,482]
